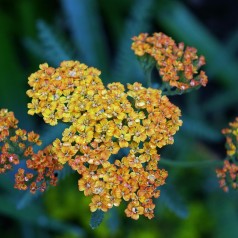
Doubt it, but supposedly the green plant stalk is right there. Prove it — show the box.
[145,68,153,87]
[160,157,224,168]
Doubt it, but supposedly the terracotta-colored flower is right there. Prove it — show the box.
[131,32,208,91]
[125,200,144,220]
[216,117,238,192]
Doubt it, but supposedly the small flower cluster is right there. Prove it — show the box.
[14,145,63,193]
[131,33,208,91]
[27,61,104,125]
[0,109,20,173]
[0,109,62,193]
[216,117,238,192]
[27,61,182,219]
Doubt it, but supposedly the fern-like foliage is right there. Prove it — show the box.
[37,20,73,65]
[112,0,154,84]
[24,20,73,66]
[60,0,109,72]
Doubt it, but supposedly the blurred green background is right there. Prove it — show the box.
[0,0,238,237]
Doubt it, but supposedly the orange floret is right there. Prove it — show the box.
[216,117,238,192]
[131,32,208,91]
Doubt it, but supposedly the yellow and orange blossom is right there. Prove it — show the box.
[27,60,182,219]
[1,31,210,222]
[216,117,238,192]
[131,32,208,91]
[0,108,62,192]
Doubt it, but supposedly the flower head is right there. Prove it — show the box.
[131,32,208,91]
[27,61,105,125]
[216,117,238,192]
[0,109,62,192]
[26,60,183,219]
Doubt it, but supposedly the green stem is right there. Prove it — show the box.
[162,89,186,96]
[163,90,180,96]
[160,157,224,168]
[145,68,152,87]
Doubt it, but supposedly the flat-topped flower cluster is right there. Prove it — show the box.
[1,32,212,221]
[131,32,208,91]
[26,60,182,219]
[0,109,63,192]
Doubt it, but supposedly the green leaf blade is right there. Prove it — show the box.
[90,210,105,229]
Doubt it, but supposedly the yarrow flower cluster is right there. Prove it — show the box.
[0,109,21,173]
[27,60,182,219]
[131,32,208,91]
[27,61,105,126]
[216,117,238,192]
[0,109,63,193]
[1,32,210,222]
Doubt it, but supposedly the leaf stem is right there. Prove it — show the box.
[145,68,152,87]
[160,157,224,168]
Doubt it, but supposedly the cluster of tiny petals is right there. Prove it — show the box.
[131,32,208,91]
[0,109,62,193]
[0,109,18,141]
[27,61,105,125]
[216,117,238,192]
[14,145,63,193]
[0,144,19,173]
[29,60,183,220]
[0,109,19,173]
